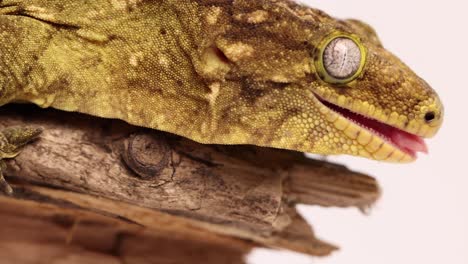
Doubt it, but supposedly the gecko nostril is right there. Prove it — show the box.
[424,111,436,123]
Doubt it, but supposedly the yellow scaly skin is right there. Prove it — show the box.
[0,127,42,195]
[0,0,443,183]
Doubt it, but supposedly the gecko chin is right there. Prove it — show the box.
[316,97,428,163]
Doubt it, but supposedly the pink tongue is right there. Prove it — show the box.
[318,99,428,157]
[390,129,428,156]
[356,114,428,157]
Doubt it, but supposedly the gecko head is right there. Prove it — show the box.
[199,0,443,162]
[306,20,444,162]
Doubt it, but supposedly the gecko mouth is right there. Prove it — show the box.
[318,98,427,160]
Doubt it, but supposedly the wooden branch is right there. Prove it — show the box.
[0,195,252,264]
[0,105,380,261]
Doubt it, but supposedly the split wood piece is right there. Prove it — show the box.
[0,105,380,258]
[0,195,252,264]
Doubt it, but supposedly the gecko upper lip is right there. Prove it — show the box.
[318,97,428,158]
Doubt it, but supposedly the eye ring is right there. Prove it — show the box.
[314,33,367,84]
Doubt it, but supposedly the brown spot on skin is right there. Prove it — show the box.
[239,79,289,105]
[0,0,443,162]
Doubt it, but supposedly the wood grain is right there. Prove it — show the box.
[0,105,380,262]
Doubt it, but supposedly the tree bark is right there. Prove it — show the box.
[0,105,380,263]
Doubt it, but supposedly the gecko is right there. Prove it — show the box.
[0,0,444,194]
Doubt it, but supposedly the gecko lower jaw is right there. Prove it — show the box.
[317,97,428,163]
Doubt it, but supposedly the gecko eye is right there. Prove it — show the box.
[315,33,367,84]
[324,38,361,79]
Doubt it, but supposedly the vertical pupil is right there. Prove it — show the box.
[323,37,362,79]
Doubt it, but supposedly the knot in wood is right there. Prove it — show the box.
[122,133,171,180]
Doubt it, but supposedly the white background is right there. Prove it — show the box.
[249,0,468,263]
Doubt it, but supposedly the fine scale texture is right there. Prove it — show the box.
[0,0,443,163]
[0,0,444,262]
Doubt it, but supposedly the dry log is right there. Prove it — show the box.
[0,105,380,262]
